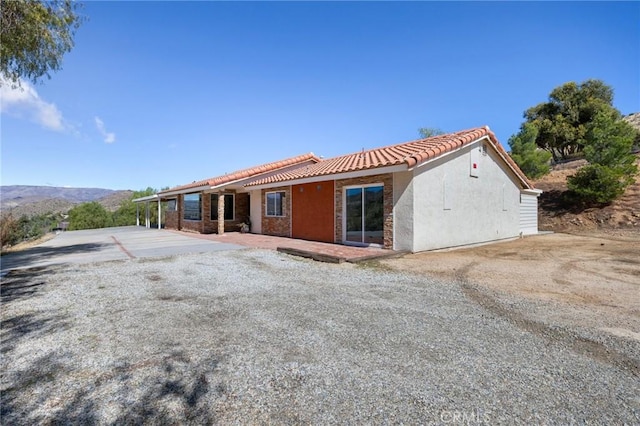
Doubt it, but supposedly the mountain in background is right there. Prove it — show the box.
[0,185,133,217]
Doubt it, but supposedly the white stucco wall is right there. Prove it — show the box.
[392,171,414,251]
[410,140,523,252]
[249,190,262,234]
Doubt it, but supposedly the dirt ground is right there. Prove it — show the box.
[382,230,640,342]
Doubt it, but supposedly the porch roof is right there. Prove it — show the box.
[245,127,534,190]
[158,152,321,196]
[132,194,159,203]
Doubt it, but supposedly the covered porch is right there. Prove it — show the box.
[132,194,164,229]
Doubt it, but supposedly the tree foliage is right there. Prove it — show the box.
[68,202,112,231]
[418,127,445,138]
[1,212,64,248]
[567,109,638,204]
[508,123,552,179]
[0,0,83,86]
[113,187,159,226]
[523,79,618,161]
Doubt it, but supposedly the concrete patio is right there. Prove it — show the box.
[0,227,401,273]
[168,230,401,263]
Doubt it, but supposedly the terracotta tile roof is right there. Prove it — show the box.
[247,127,534,189]
[159,153,320,194]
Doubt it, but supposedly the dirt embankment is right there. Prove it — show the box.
[534,156,640,234]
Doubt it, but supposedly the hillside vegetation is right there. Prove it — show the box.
[0,187,133,217]
[535,154,640,234]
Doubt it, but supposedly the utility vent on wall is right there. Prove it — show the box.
[470,146,480,178]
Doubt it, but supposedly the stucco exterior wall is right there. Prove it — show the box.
[249,190,262,234]
[292,180,335,243]
[392,171,414,251]
[411,141,522,251]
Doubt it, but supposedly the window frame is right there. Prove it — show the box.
[342,183,384,247]
[183,193,202,221]
[166,198,177,212]
[265,191,286,217]
[211,193,235,221]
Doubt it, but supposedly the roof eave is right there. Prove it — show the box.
[245,164,408,190]
[132,194,159,203]
[158,185,212,197]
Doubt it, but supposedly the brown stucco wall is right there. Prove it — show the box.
[261,186,291,237]
[335,173,393,249]
[291,180,335,243]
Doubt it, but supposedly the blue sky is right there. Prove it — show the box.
[1,1,638,190]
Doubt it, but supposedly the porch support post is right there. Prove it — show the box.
[217,192,225,235]
[157,200,161,229]
[145,202,150,228]
[136,203,140,226]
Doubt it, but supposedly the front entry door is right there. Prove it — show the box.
[344,185,383,245]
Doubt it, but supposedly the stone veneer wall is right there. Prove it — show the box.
[165,210,179,230]
[261,186,291,237]
[335,173,394,249]
[202,192,250,234]
[164,195,180,230]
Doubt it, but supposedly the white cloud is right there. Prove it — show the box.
[0,76,66,131]
[94,116,116,144]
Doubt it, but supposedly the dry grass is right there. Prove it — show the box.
[1,233,57,255]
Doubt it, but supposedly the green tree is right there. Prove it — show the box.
[1,211,63,248]
[418,127,445,138]
[567,109,638,204]
[112,187,159,226]
[508,123,552,179]
[68,202,112,230]
[523,79,617,161]
[1,0,83,86]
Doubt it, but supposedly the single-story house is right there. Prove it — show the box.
[136,126,541,252]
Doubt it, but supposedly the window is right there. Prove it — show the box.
[211,194,234,221]
[266,191,285,217]
[166,199,177,211]
[183,193,201,220]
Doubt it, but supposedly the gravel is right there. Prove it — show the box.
[1,249,639,424]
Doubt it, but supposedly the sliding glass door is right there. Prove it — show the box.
[345,185,384,245]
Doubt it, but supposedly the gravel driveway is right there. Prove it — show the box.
[2,249,638,424]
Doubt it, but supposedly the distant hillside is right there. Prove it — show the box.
[623,111,640,129]
[0,185,133,217]
[97,190,135,212]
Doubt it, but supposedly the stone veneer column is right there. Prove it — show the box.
[217,192,225,235]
